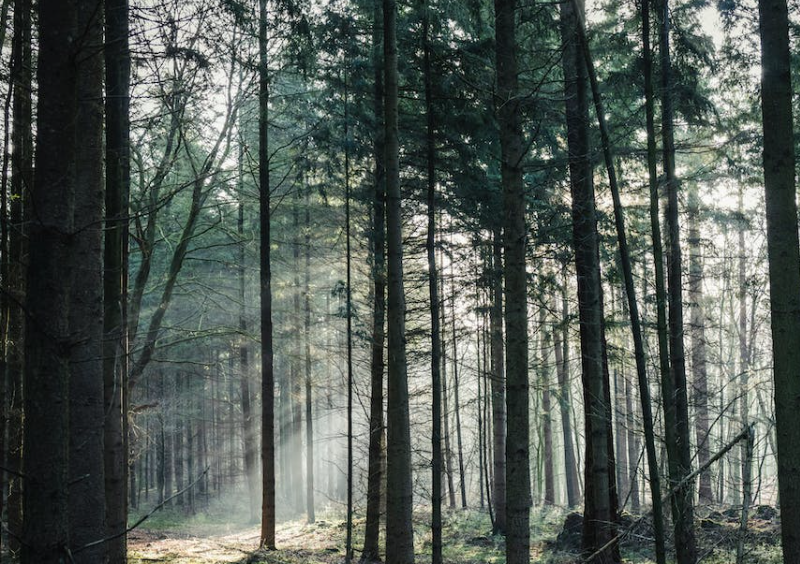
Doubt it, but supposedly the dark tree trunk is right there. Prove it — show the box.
[21,0,78,561]
[553,288,579,508]
[490,228,507,531]
[104,0,131,560]
[361,0,386,558]
[423,5,444,561]
[494,0,532,560]
[559,0,619,559]
[384,0,415,559]
[451,281,468,510]
[305,187,316,525]
[258,0,276,547]
[540,310,555,506]
[659,0,697,558]
[757,0,800,557]
[68,2,106,559]
[7,0,32,551]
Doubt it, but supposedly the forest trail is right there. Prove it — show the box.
[129,519,347,564]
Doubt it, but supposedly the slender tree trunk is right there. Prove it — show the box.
[658,0,698,559]
[175,375,185,506]
[541,309,555,506]
[238,144,258,522]
[7,0,32,552]
[451,278,468,509]
[305,186,316,525]
[560,1,618,560]
[442,264,457,510]
[494,0,532,559]
[361,0,386,557]
[688,182,712,505]
[258,0,276,547]
[613,369,628,507]
[423,5,443,561]
[104,0,131,559]
[554,287,579,508]
[625,375,640,511]
[384,0,415,559]
[737,188,751,507]
[343,70,353,559]
[490,228,507,531]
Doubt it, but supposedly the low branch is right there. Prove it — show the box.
[74,466,210,554]
[582,426,753,563]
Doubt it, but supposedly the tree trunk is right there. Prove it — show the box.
[559,0,618,559]
[688,182,712,505]
[305,186,316,525]
[384,0,415,560]
[258,0,276,547]
[7,0,32,552]
[625,375,640,511]
[361,0,386,558]
[423,5,444,561]
[758,11,800,564]
[451,277,468,510]
[553,287,580,508]
[104,0,131,559]
[613,369,628,507]
[540,309,555,506]
[21,1,78,560]
[494,0,532,560]
[490,228,507,530]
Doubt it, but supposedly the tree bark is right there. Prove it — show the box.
[490,228,507,530]
[258,0,276,547]
[553,287,579,508]
[384,0,415,559]
[757,0,800,557]
[361,0,386,558]
[21,1,78,561]
[494,0,532,560]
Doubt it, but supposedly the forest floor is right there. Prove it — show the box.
[127,500,783,563]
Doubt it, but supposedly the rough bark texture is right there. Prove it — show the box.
[69,1,106,559]
[559,1,618,559]
[361,0,386,558]
[756,0,800,558]
[22,1,77,560]
[688,182,712,505]
[554,289,579,508]
[423,5,444,561]
[490,229,507,530]
[659,0,697,558]
[7,0,32,552]
[104,0,131,559]
[494,0,532,560]
[384,0,415,560]
[258,0,276,547]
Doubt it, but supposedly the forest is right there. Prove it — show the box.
[3,0,800,562]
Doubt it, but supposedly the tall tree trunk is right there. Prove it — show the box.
[69,2,106,559]
[361,0,386,558]
[559,0,618,559]
[451,277,468,509]
[343,69,353,560]
[238,144,258,522]
[384,0,415,559]
[441,264,457,510]
[21,0,78,561]
[613,369,628,507]
[490,228,507,530]
[292,200,304,514]
[494,0,532,560]
[7,0,32,551]
[258,0,276,547]
[737,188,750,506]
[104,0,131,559]
[423,4,444,561]
[659,0,697,557]
[305,187,316,525]
[688,182,712,505]
[540,309,555,506]
[624,375,640,511]
[553,287,579,508]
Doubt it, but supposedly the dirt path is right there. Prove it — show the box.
[128,520,347,564]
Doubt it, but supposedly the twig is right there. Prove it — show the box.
[74,466,210,554]
[582,426,752,563]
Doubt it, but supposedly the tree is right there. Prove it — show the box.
[757,0,800,559]
[259,0,277,548]
[494,0,531,561]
